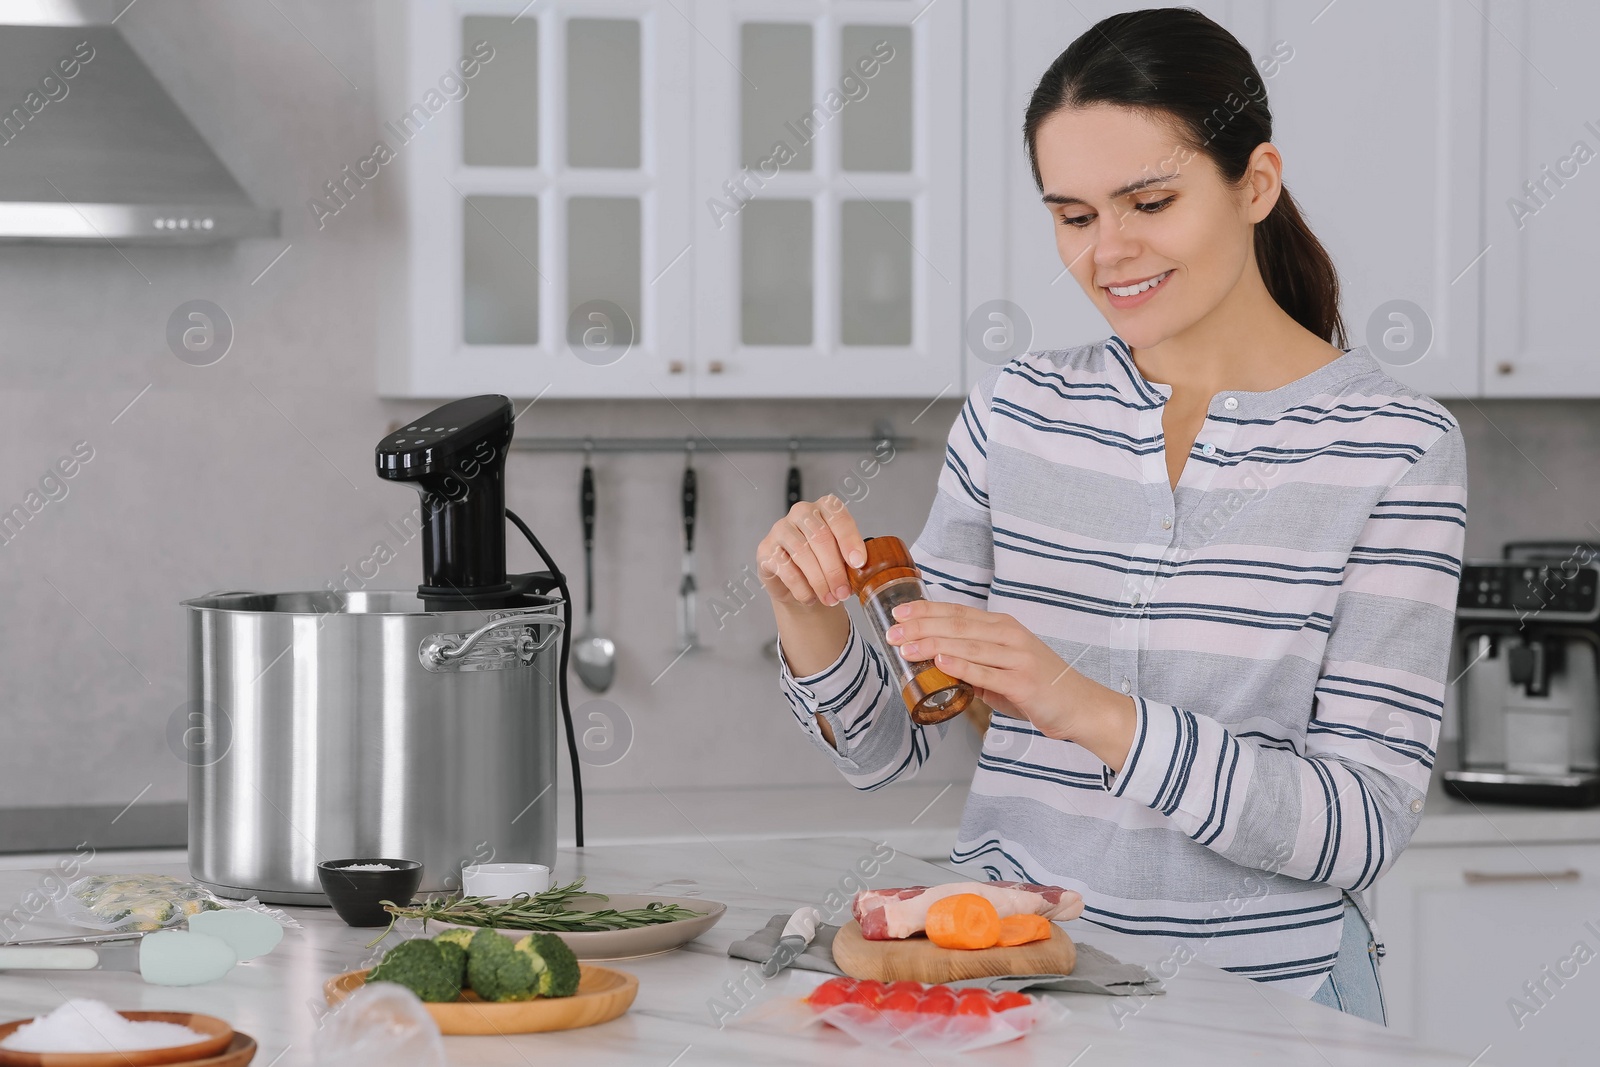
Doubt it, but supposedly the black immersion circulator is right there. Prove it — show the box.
[374,394,585,844]
[375,395,538,608]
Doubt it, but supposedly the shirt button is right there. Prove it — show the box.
[1410,798,1424,814]
[1161,515,1172,530]
[1201,442,1216,457]
[1120,678,1132,694]
[1223,396,1239,410]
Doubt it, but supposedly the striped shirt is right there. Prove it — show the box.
[777,335,1468,998]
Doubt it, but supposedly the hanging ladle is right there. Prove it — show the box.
[573,442,617,692]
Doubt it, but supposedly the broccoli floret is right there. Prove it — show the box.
[433,929,474,989]
[465,929,539,1002]
[434,928,475,950]
[368,939,462,1002]
[434,942,467,989]
[514,932,581,998]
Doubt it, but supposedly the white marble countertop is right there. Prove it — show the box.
[0,836,1501,1066]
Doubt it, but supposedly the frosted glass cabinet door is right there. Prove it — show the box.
[389,0,948,398]
[463,196,539,345]
[741,23,814,172]
[691,0,963,397]
[840,25,910,173]
[741,199,813,345]
[567,18,641,169]
[567,197,642,348]
[384,1,693,398]
[461,16,538,167]
[840,200,912,345]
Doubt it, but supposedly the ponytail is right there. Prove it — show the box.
[1255,190,1346,348]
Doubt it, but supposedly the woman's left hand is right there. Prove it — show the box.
[885,600,1078,738]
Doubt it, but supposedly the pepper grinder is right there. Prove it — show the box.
[846,536,975,725]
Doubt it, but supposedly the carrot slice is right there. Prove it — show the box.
[925,893,1002,950]
[996,913,1052,947]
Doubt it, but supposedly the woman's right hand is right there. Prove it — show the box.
[756,494,869,610]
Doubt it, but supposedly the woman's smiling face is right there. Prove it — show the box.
[1033,103,1271,349]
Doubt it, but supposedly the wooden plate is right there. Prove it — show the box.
[325,963,637,1036]
[430,894,725,961]
[0,1013,234,1067]
[162,1035,254,1067]
[831,919,1076,984]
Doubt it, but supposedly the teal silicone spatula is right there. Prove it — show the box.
[0,930,237,985]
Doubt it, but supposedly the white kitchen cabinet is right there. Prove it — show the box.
[1372,840,1600,1064]
[967,0,1484,400]
[379,0,962,399]
[380,0,695,399]
[1481,0,1600,397]
[690,0,964,398]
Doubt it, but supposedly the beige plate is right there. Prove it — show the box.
[0,1013,235,1067]
[431,894,726,960]
[325,964,637,1036]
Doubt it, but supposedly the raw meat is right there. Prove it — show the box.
[852,881,1084,940]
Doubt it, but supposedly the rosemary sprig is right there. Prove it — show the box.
[373,876,702,943]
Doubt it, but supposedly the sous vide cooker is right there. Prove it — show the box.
[184,396,580,904]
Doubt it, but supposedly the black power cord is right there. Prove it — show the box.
[506,507,584,848]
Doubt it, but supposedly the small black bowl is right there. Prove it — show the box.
[317,858,424,927]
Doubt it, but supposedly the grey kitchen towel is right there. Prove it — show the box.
[726,913,845,975]
[726,914,1163,997]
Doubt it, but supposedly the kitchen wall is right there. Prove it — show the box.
[0,0,984,838]
[0,1,1594,835]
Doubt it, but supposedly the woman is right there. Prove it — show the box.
[757,8,1466,1025]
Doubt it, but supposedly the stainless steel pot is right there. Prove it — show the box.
[182,590,563,904]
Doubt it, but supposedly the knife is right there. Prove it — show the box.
[0,932,146,972]
[678,452,698,652]
[761,906,821,977]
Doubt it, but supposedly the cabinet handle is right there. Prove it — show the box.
[1496,361,1514,376]
[1462,869,1580,885]
[708,360,725,374]
[668,360,685,374]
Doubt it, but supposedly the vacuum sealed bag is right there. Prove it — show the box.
[53,873,298,933]
[730,971,1071,1054]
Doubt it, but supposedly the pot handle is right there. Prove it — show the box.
[419,609,564,672]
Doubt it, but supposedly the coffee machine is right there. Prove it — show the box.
[1445,540,1600,807]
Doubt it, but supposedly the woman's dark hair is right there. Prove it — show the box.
[1024,7,1346,348]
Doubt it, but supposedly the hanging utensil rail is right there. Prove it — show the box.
[508,420,912,454]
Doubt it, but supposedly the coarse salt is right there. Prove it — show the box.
[337,863,399,871]
[0,999,207,1053]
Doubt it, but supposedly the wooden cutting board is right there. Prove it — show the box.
[831,919,1076,984]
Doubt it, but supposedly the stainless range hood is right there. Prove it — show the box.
[0,3,277,243]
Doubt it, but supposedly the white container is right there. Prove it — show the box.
[461,862,551,900]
